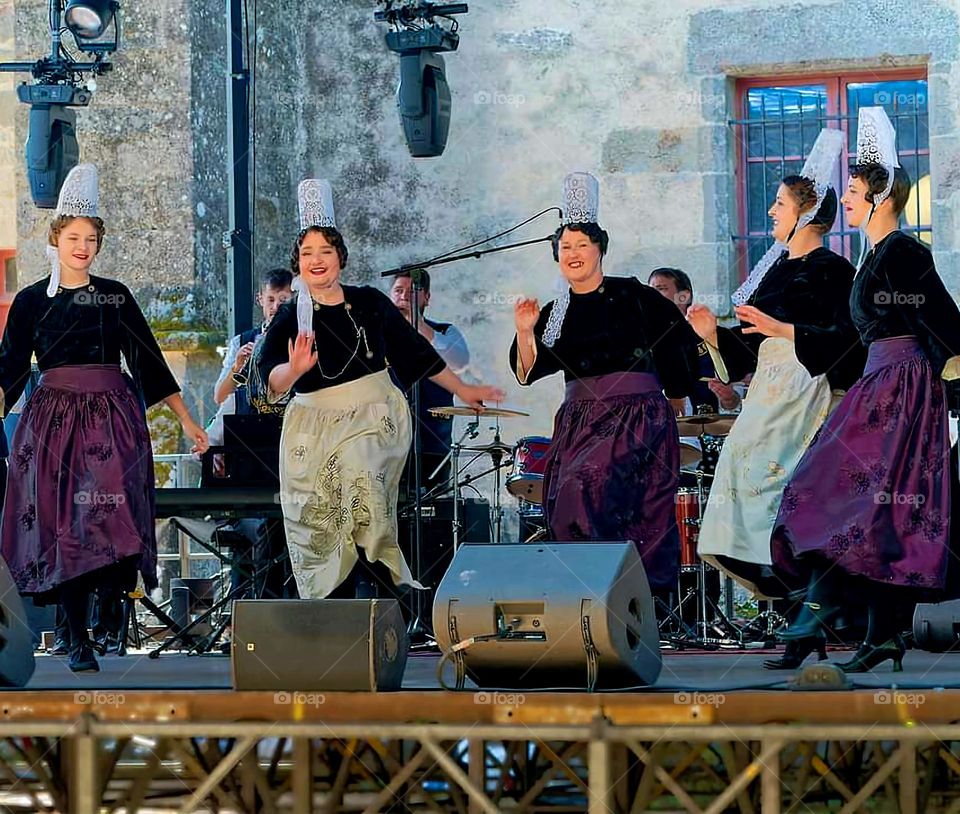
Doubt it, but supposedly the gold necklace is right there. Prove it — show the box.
[311,298,373,380]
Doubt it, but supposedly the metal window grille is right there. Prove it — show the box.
[731,75,930,280]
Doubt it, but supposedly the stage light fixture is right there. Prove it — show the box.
[375,2,468,158]
[0,0,120,207]
[64,0,116,38]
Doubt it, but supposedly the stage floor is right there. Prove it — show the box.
[18,646,960,693]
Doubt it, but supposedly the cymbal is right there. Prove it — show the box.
[429,406,529,418]
[676,414,736,436]
[679,443,701,467]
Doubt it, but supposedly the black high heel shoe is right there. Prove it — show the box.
[836,636,905,673]
[762,635,827,670]
[777,600,844,642]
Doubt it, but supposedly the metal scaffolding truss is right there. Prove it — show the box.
[1,693,960,812]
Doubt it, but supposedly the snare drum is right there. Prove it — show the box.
[676,488,704,569]
[507,436,551,504]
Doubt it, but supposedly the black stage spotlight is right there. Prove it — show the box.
[64,0,116,38]
[0,0,120,206]
[375,2,468,158]
[17,85,88,208]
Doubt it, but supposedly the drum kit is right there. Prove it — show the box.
[423,405,551,546]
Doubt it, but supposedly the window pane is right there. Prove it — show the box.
[845,77,930,245]
[846,79,928,155]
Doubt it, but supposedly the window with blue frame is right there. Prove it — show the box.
[733,74,929,278]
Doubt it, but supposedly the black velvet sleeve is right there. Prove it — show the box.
[0,289,36,416]
[791,256,866,390]
[635,282,702,399]
[376,289,446,385]
[255,300,297,391]
[882,238,960,380]
[119,286,181,407]
[508,301,562,386]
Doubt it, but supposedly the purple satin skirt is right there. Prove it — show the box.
[771,337,951,591]
[1,365,158,598]
[542,372,680,590]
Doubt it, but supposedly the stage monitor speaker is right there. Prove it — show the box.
[913,600,960,652]
[0,557,35,687]
[232,599,407,691]
[433,542,661,689]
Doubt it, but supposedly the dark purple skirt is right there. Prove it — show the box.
[542,372,679,590]
[1,365,158,598]
[771,337,951,590]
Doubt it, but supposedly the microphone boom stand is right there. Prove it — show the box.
[380,233,553,646]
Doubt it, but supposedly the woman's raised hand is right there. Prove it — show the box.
[686,304,718,344]
[514,298,540,333]
[288,332,318,377]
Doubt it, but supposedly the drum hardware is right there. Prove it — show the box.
[669,455,744,649]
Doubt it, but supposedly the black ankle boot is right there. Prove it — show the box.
[836,635,905,673]
[763,635,827,670]
[68,640,100,673]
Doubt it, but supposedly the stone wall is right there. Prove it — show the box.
[0,0,15,249]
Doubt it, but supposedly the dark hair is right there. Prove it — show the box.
[849,163,912,216]
[648,267,692,294]
[780,175,837,235]
[48,215,106,253]
[394,268,431,294]
[290,226,349,276]
[261,267,293,291]
[551,222,609,262]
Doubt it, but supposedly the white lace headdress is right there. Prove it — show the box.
[732,128,844,306]
[543,172,600,348]
[856,106,900,208]
[46,163,99,298]
[854,107,900,268]
[292,179,338,333]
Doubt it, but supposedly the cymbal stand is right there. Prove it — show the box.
[430,418,480,551]
[488,419,506,543]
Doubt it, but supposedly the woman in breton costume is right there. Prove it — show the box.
[0,165,209,672]
[685,130,866,669]
[510,173,703,598]
[772,108,960,672]
[256,180,504,600]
